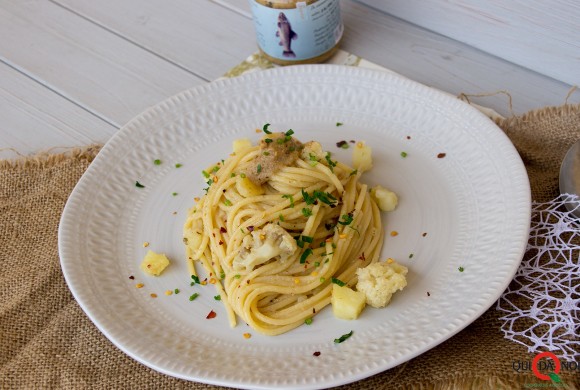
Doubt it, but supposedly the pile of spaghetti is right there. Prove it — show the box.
[183,127,383,335]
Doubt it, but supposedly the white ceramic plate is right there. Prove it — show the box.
[59,65,530,389]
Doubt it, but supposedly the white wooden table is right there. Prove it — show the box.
[1,0,578,160]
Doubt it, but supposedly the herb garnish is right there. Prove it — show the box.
[189,293,199,301]
[191,275,201,284]
[154,159,162,165]
[300,248,313,264]
[325,152,337,172]
[302,208,313,217]
[282,194,295,208]
[263,123,272,134]
[338,212,354,226]
[135,181,145,188]
[331,277,346,287]
[334,330,353,343]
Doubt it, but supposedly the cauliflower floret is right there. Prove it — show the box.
[233,223,297,271]
[356,261,408,308]
[370,185,398,212]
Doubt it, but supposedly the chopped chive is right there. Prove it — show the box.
[300,248,313,264]
[189,293,199,301]
[135,181,145,188]
[304,317,313,325]
[264,138,273,144]
[282,194,294,208]
[224,199,232,206]
[285,129,294,137]
[279,214,285,222]
[191,275,200,284]
[175,163,183,168]
[257,164,262,173]
[401,151,408,158]
[214,295,221,301]
[334,330,353,343]
[301,235,314,243]
[331,277,346,287]
[202,170,210,178]
[154,159,162,165]
[220,271,225,279]
[302,208,313,217]
[458,266,465,272]
[174,288,180,294]
[234,274,241,279]
[240,173,246,178]
[263,123,272,134]
[336,122,343,127]
[172,192,178,196]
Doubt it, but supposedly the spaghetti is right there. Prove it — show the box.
[183,129,383,335]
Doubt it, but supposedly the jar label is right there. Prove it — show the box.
[249,0,343,61]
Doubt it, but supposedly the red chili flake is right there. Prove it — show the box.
[206,310,217,319]
[406,135,411,140]
[218,240,224,245]
[220,227,227,233]
[129,275,135,280]
[358,252,366,261]
[313,351,321,357]
[437,153,446,159]
[247,226,254,232]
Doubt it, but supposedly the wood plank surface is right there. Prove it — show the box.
[0,0,205,128]
[53,0,258,80]
[0,62,116,159]
[358,0,580,86]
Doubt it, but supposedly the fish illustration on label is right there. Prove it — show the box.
[276,12,297,58]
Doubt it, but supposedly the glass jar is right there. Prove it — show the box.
[248,0,343,65]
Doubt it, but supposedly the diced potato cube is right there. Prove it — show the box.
[331,284,367,320]
[233,138,253,154]
[352,141,373,172]
[371,185,398,211]
[236,176,264,197]
[140,250,170,276]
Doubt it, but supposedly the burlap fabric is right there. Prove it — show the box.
[1,105,579,389]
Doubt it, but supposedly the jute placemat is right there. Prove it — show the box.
[1,105,579,389]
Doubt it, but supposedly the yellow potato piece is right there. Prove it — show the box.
[352,141,373,172]
[331,284,367,320]
[140,250,170,276]
[236,176,265,197]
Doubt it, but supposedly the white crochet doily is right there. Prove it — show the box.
[497,194,580,360]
